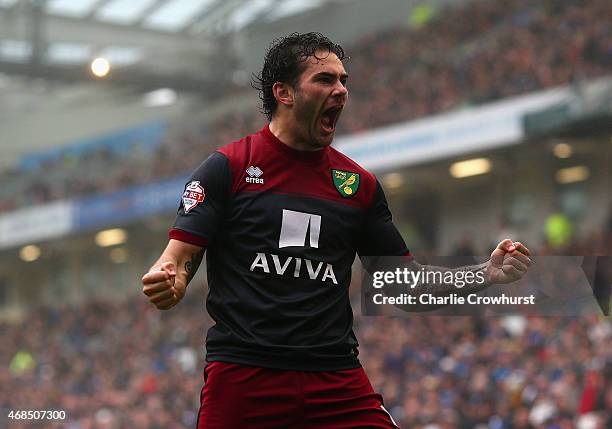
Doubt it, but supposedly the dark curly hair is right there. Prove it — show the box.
[252,32,346,121]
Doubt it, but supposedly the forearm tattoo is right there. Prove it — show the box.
[185,249,205,284]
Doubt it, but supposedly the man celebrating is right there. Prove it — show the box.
[142,32,531,428]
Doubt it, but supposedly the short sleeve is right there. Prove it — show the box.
[357,179,409,257]
[170,151,231,247]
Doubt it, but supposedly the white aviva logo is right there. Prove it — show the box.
[279,209,321,248]
[249,209,337,284]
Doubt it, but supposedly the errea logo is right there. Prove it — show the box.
[245,166,264,184]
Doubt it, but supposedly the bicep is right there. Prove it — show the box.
[172,151,231,243]
[358,180,409,258]
[358,215,408,257]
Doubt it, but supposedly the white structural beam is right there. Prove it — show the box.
[186,0,243,34]
[0,6,207,53]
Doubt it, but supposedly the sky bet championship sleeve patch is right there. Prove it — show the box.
[182,180,205,213]
[332,169,360,198]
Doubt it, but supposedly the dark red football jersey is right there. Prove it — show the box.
[170,125,409,371]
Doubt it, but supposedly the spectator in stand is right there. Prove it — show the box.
[1,234,610,428]
[0,0,610,213]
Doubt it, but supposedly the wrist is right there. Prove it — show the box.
[483,261,496,286]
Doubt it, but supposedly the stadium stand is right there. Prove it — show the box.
[0,0,610,213]
[1,236,611,429]
[1,1,611,428]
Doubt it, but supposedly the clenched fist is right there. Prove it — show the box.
[485,239,532,285]
[142,261,185,310]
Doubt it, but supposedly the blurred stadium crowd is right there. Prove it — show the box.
[2,235,611,429]
[2,0,611,428]
[1,0,611,213]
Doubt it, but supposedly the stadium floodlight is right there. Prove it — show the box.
[553,143,573,159]
[556,166,590,185]
[449,158,491,179]
[90,57,111,78]
[95,228,127,247]
[19,245,40,262]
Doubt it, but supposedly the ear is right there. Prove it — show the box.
[272,81,294,108]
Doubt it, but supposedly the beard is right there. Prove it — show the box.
[292,90,332,149]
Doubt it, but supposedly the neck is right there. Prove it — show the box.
[269,117,322,152]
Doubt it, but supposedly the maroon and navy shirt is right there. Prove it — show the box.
[170,125,409,371]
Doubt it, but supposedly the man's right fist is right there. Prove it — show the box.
[142,261,181,310]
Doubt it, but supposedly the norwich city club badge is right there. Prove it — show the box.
[332,169,360,198]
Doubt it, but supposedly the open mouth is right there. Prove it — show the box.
[320,105,343,134]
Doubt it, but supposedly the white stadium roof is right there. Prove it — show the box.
[0,0,334,92]
[4,0,325,33]
[0,0,449,165]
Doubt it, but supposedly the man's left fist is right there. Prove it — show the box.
[486,239,532,285]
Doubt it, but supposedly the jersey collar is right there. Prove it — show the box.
[261,125,329,164]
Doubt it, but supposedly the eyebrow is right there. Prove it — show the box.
[313,71,349,80]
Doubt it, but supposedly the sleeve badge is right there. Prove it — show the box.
[182,181,205,213]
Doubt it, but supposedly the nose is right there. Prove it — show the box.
[333,81,348,101]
